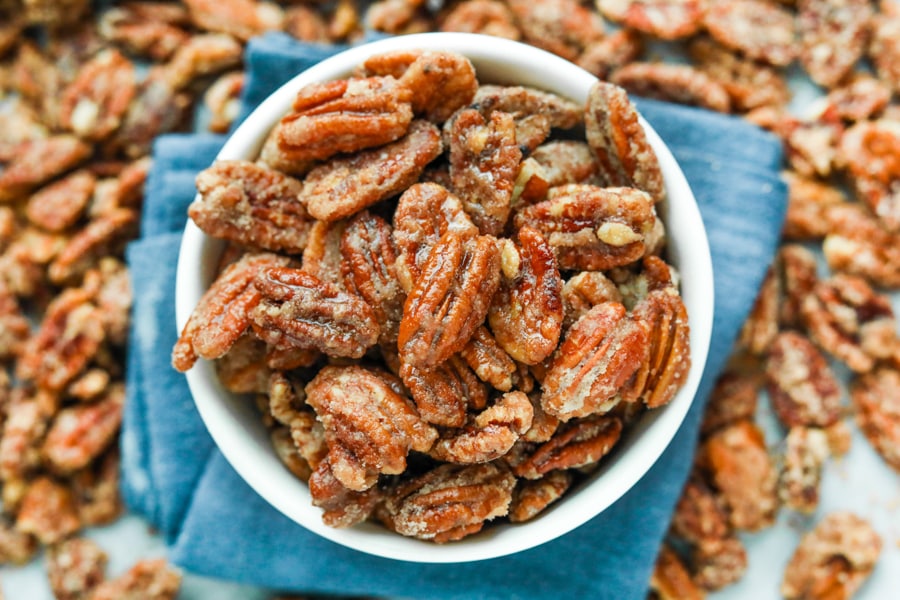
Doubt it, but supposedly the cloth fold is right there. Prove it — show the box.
[123,32,787,599]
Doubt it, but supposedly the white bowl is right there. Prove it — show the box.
[175,32,714,563]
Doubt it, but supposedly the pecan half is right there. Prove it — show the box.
[513,415,623,479]
[48,208,139,286]
[398,231,501,368]
[302,119,442,222]
[703,0,797,67]
[305,365,437,491]
[459,326,518,392]
[700,367,761,436]
[781,512,882,600]
[89,559,181,600]
[488,227,563,365]
[250,266,380,359]
[514,185,656,271]
[59,48,136,141]
[46,537,108,600]
[42,384,124,473]
[24,169,95,233]
[837,119,900,232]
[508,469,572,523]
[183,0,284,42]
[541,302,649,420]
[16,477,81,545]
[309,457,381,527]
[693,536,749,591]
[439,0,521,40]
[822,204,900,288]
[400,356,487,428]
[190,160,312,254]
[649,544,705,600]
[597,0,704,40]
[797,0,872,88]
[378,462,516,542]
[611,62,732,114]
[851,366,900,472]
[172,252,289,372]
[779,426,830,514]
[585,81,665,203]
[506,0,605,61]
[0,135,91,202]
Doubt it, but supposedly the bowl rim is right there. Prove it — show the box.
[175,31,714,563]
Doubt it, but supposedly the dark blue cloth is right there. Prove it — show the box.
[123,32,787,599]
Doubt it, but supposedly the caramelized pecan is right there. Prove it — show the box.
[400,356,487,428]
[508,469,572,523]
[597,0,704,40]
[59,48,136,141]
[851,366,900,472]
[649,544,705,600]
[513,415,622,479]
[765,332,842,428]
[822,204,900,288]
[779,426,830,514]
[459,326,518,392]
[309,457,381,527]
[42,384,124,472]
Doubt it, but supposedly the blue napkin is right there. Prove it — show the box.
[123,32,786,599]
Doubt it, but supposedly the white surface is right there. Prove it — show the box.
[175,32,714,563]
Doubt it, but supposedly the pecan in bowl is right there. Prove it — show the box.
[173,32,712,562]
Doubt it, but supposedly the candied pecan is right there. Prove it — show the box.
[692,536,749,591]
[703,0,797,67]
[364,0,428,34]
[459,326,517,392]
[0,136,91,203]
[801,274,897,372]
[303,119,442,222]
[797,0,872,88]
[90,258,133,346]
[0,396,49,479]
[447,109,520,236]
[362,51,478,123]
[48,208,139,285]
[16,476,81,545]
[89,558,181,600]
[782,170,847,241]
[514,415,623,478]
[98,2,191,61]
[702,419,778,531]
[561,271,624,330]
[400,356,486,427]
[851,366,900,472]
[688,37,791,112]
[778,244,819,329]
[541,302,649,420]
[822,204,900,288]
[738,265,779,356]
[42,383,123,473]
[530,141,602,189]
[162,33,244,92]
[191,160,311,254]
[515,185,656,271]
[70,448,123,528]
[327,0,360,40]
[251,267,379,359]
[0,283,30,360]
[577,29,644,81]
[301,219,347,289]
[398,231,501,368]
[67,368,112,402]
[765,331,842,428]
[46,537,108,600]
[289,408,328,471]
[0,100,48,163]
[22,0,89,27]
[786,121,842,179]
[464,84,582,153]
[597,0,704,40]
[108,68,192,159]
[585,81,665,202]
[379,462,516,542]
[837,119,900,232]
[183,0,283,41]
[611,62,731,113]
[204,71,244,134]
[17,287,104,391]
[309,457,381,527]
[488,227,563,365]
[671,475,731,547]
[305,365,436,491]
[0,517,38,565]
[59,48,136,142]
[9,42,63,127]
[277,77,413,162]
[284,4,329,42]
[700,367,761,436]
[506,0,605,61]
[649,544,705,600]
[439,0,521,40]
[869,7,900,94]
[820,75,892,124]
[271,427,312,481]
[781,512,881,600]
[24,169,95,233]
[780,426,830,513]
[172,252,289,372]
[392,182,479,292]
[267,370,307,427]
[508,469,572,522]
[429,391,534,463]
[257,124,316,177]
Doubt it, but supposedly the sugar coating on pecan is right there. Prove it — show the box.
[649,543,705,600]
[611,62,732,114]
[89,558,181,600]
[46,537,108,600]
[597,0,704,40]
[703,0,797,67]
[508,469,572,523]
[400,356,487,428]
[459,326,518,392]
[779,426,830,513]
[851,366,900,472]
[514,415,623,479]
[797,0,872,89]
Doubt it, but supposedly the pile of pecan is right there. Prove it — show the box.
[174,48,692,542]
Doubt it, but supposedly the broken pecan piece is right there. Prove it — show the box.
[779,426,830,514]
[190,160,312,254]
[459,326,518,392]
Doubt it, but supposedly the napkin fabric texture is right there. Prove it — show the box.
[123,32,787,599]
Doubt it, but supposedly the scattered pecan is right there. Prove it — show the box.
[24,169,95,233]
[15,476,81,545]
[398,231,501,368]
[0,135,92,203]
[837,119,900,232]
[400,356,487,428]
[448,108,521,236]
[277,76,413,162]
[162,33,243,92]
[703,0,797,67]
[782,170,847,241]
[0,283,30,360]
[765,331,843,428]
[305,365,437,491]
[42,383,124,473]
[488,227,563,365]
[578,29,644,81]
[438,0,521,40]
[851,366,900,472]
[364,0,428,34]
[779,426,830,514]
[869,6,900,94]
[515,185,656,271]
[611,62,732,114]
[778,244,819,329]
[48,208,139,285]
[429,391,534,463]
[822,204,900,288]
[692,536,749,591]
[302,119,442,222]
[585,81,665,202]
[89,558,182,600]
[0,517,38,565]
[508,469,572,523]
[250,266,380,359]
[378,462,516,542]
[98,2,191,61]
[738,265,780,356]
[597,0,703,40]
[59,48,136,141]
[190,160,312,254]
[797,0,872,88]
[649,544,705,600]
[0,395,49,480]
[204,71,245,134]
[781,512,881,600]
[513,415,623,479]
[702,419,778,531]
[786,120,842,179]
[172,252,289,372]
[183,0,283,41]
[700,367,761,436]
[820,75,892,124]
[506,0,605,61]
[46,537,108,600]
[671,475,731,548]
[70,446,123,527]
